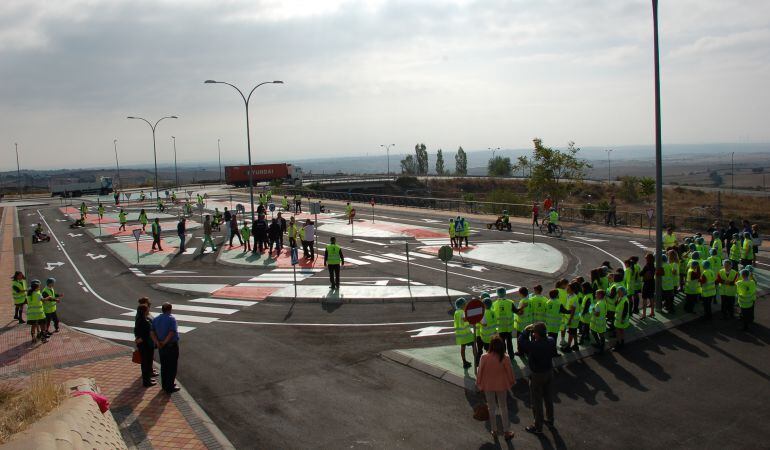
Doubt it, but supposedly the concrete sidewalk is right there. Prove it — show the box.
[0,206,233,449]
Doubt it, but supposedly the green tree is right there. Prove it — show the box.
[415,143,428,175]
[618,176,639,202]
[435,149,445,175]
[455,146,467,176]
[639,176,656,198]
[400,155,417,175]
[487,156,512,177]
[514,155,530,178]
[526,138,591,204]
[708,171,723,187]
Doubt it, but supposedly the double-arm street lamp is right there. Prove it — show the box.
[171,136,179,189]
[113,139,122,191]
[14,142,21,199]
[380,144,395,175]
[204,79,283,222]
[127,115,178,199]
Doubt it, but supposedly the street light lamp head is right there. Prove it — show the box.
[273,80,284,84]
[127,116,136,119]
[170,116,178,119]
[204,80,218,84]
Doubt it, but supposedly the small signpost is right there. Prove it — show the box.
[464,298,486,373]
[291,247,299,299]
[309,201,321,228]
[125,192,132,208]
[370,197,375,223]
[438,245,453,296]
[646,208,654,240]
[132,229,142,264]
[405,241,410,287]
[350,208,356,241]
[269,202,276,219]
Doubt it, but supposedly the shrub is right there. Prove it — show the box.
[581,203,597,221]
[0,371,67,443]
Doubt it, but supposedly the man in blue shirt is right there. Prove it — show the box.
[151,303,180,393]
[518,322,556,435]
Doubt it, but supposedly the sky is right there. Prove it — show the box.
[1,0,769,170]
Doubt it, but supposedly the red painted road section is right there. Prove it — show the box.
[211,285,281,300]
[220,245,353,268]
[349,220,445,238]
[60,206,118,224]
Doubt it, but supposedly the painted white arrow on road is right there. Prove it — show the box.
[447,262,488,272]
[68,233,83,237]
[407,326,454,338]
[86,253,107,260]
[150,270,197,275]
[45,262,65,271]
[55,219,68,222]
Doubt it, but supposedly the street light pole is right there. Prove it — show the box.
[127,115,178,200]
[605,149,613,184]
[731,151,735,190]
[14,142,22,199]
[652,0,664,308]
[171,136,179,190]
[113,139,122,191]
[217,138,223,184]
[205,79,284,222]
[380,144,395,175]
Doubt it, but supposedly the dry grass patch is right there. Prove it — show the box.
[0,371,67,443]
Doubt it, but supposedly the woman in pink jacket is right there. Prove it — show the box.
[476,335,516,440]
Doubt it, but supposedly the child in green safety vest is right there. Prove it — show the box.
[716,260,738,320]
[26,279,47,343]
[555,279,569,344]
[544,289,565,356]
[514,286,534,356]
[41,277,62,336]
[740,232,755,268]
[736,269,757,331]
[660,252,676,313]
[448,219,456,248]
[97,203,104,219]
[612,286,631,351]
[683,260,702,313]
[698,260,716,320]
[561,281,581,353]
[139,208,148,231]
[590,290,608,353]
[241,220,252,253]
[475,296,497,367]
[728,234,741,267]
[453,297,474,369]
[118,209,127,231]
[492,287,515,358]
[528,285,547,326]
[577,281,594,345]
[11,271,27,324]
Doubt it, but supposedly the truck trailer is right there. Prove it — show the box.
[224,164,302,187]
[50,177,113,197]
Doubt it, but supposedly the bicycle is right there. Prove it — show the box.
[539,218,563,238]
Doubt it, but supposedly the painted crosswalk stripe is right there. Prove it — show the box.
[72,327,135,342]
[158,304,238,315]
[120,311,219,323]
[408,252,434,259]
[85,318,196,333]
[361,255,391,263]
[382,253,408,261]
[271,268,323,273]
[189,298,258,307]
[343,257,370,265]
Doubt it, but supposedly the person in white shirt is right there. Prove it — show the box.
[302,220,316,259]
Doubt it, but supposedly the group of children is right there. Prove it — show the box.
[11,272,62,343]
[454,228,761,367]
[449,217,471,247]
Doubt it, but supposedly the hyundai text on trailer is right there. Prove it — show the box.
[224,163,303,187]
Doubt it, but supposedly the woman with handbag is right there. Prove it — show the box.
[133,299,157,387]
[476,335,516,440]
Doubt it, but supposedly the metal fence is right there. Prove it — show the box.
[272,187,770,234]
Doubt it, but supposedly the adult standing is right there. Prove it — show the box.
[151,303,180,394]
[302,219,316,260]
[229,213,243,248]
[223,207,232,243]
[268,218,283,257]
[277,212,287,250]
[751,224,761,264]
[606,195,617,226]
[287,216,299,248]
[134,300,156,387]
[324,236,344,290]
[518,322,557,435]
[151,218,163,251]
[201,215,216,254]
[725,221,740,251]
[476,336,516,441]
[532,201,539,226]
[176,217,186,254]
[253,214,268,253]
[11,271,27,324]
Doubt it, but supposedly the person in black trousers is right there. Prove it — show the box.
[518,322,557,435]
[133,300,157,387]
[151,302,180,394]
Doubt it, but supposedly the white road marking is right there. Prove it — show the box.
[72,327,135,342]
[361,255,391,263]
[119,311,219,323]
[408,252,434,259]
[85,318,196,333]
[382,253,408,261]
[271,268,323,273]
[81,287,89,293]
[158,304,237,314]
[189,298,258,307]
[407,326,454,338]
[342,257,370,265]
[352,238,388,246]
[218,319,453,327]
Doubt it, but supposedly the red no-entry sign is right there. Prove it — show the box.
[370,198,375,206]
[464,298,485,325]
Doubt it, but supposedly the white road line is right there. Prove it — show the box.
[342,257,370,265]
[119,311,219,323]
[159,304,237,314]
[85,318,196,333]
[217,319,453,327]
[81,287,89,293]
[382,253,408,261]
[72,327,135,342]
[271,268,323,273]
[361,255,391,263]
[37,211,133,312]
[189,298,258,307]
[409,252,435,259]
[249,275,314,282]
[351,238,389,246]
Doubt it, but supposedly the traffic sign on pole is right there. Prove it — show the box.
[132,229,142,264]
[438,245,453,263]
[464,298,485,325]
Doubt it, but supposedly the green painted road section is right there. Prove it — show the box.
[388,271,769,387]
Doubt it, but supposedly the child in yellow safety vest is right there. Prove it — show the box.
[560,281,581,353]
[613,286,631,351]
[590,290,608,353]
[475,296,496,367]
[26,280,47,342]
[492,287,515,358]
[716,259,738,320]
[42,277,62,336]
[11,271,27,324]
[513,286,533,356]
[453,297,474,369]
[736,269,757,331]
[577,282,594,345]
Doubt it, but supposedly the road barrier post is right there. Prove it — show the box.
[405,241,410,287]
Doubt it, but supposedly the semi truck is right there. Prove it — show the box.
[224,163,302,187]
[50,177,113,197]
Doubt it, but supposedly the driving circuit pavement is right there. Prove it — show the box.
[17,186,770,449]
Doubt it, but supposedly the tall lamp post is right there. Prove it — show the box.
[217,138,223,184]
[204,79,283,222]
[605,149,613,184]
[380,144,395,175]
[171,136,179,189]
[127,115,178,199]
[652,0,664,307]
[731,151,735,190]
[14,142,21,199]
[113,139,122,191]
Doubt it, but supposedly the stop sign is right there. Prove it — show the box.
[464,298,485,325]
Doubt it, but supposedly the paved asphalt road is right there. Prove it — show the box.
[17,196,770,449]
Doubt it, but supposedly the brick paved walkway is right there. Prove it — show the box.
[0,206,232,449]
